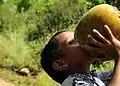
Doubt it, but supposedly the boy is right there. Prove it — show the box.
[41,25,120,86]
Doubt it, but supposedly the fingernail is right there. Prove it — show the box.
[93,29,96,32]
[88,35,91,38]
[104,25,107,27]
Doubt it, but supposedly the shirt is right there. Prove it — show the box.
[62,70,113,86]
[92,70,113,85]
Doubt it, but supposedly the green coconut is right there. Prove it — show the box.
[74,4,120,58]
[74,4,120,45]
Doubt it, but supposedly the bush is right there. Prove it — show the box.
[0,0,89,70]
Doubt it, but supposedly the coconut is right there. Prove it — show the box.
[74,4,120,45]
[74,4,120,57]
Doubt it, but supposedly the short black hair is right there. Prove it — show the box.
[40,31,69,84]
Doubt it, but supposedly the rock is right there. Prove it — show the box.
[19,67,30,76]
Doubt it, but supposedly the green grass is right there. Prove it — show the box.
[0,61,114,86]
[0,29,39,69]
[91,61,114,72]
[0,22,60,85]
[0,69,60,86]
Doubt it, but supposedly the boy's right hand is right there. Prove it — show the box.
[80,25,120,86]
[81,25,120,60]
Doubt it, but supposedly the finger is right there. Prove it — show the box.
[80,44,99,52]
[88,35,103,47]
[80,44,105,58]
[92,29,111,44]
[104,25,114,39]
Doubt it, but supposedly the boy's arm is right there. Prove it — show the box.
[109,54,120,86]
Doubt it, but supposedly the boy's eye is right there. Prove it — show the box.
[69,40,76,45]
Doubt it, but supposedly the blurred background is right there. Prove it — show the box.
[0,0,120,86]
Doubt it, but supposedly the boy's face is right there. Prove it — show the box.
[55,32,92,71]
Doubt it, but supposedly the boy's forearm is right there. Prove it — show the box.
[109,53,120,86]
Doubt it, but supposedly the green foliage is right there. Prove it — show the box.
[105,0,120,10]
[17,0,31,12]
[86,0,105,9]
[91,61,114,72]
[27,0,88,40]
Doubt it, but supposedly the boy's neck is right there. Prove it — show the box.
[70,63,91,75]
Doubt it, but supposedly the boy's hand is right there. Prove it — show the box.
[81,25,120,59]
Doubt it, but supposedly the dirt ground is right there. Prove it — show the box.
[0,78,14,86]
[0,73,14,86]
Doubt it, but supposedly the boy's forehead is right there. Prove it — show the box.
[55,32,74,44]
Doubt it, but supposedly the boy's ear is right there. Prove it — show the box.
[52,59,68,71]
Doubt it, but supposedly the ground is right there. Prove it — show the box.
[0,78,14,86]
[0,69,60,86]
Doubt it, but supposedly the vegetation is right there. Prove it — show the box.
[0,0,119,85]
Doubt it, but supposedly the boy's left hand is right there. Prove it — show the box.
[81,25,120,60]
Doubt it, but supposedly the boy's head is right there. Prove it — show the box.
[41,31,95,84]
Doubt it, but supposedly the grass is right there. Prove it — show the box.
[91,61,114,72]
[0,62,114,86]
[0,22,60,85]
[0,61,114,86]
[0,68,60,86]
[0,29,39,69]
